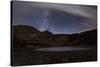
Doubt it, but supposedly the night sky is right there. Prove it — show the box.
[12,1,97,34]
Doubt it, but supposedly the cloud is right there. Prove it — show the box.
[24,2,96,20]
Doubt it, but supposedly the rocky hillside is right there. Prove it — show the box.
[12,25,97,48]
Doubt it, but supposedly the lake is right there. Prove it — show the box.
[34,46,91,52]
[12,46,97,66]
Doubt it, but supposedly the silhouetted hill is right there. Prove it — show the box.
[13,25,53,47]
[13,25,39,33]
[12,25,97,48]
[79,29,97,46]
[62,29,97,46]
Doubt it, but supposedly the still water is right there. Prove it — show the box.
[34,46,91,52]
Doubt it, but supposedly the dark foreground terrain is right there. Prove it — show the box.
[11,46,97,66]
[11,25,97,66]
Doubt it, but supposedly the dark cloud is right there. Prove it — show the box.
[12,1,97,34]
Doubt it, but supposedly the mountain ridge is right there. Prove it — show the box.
[12,25,97,47]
